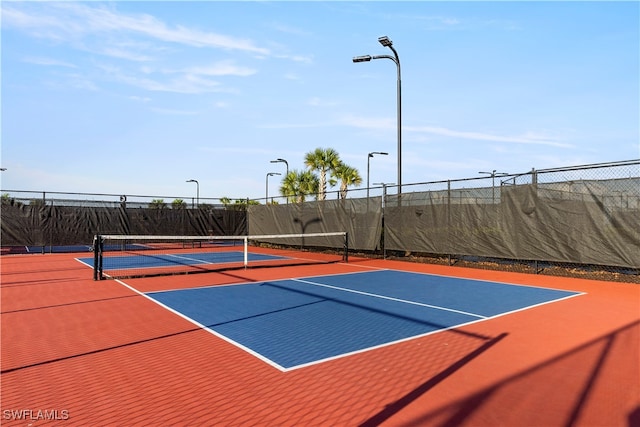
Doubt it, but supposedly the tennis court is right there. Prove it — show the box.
[1,244,638,426]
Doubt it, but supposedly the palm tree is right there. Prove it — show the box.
[149,199,167,209]
[220,197,259,210]
[333,162,363,199]
[280,170,319,203]
[304,147,341,201]
[171,199,187,209]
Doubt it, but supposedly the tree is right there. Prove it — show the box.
[304,147,341,201]
[149,199,166,209]
[280,170,319,204]
[1,194,14,205]
[171,199,187,209]
[220,197,259,210]
[333,162,363,199]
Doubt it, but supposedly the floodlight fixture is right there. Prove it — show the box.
[378,36,393,47]
[352,55,372,63]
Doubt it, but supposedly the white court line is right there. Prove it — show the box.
[165,253,220,265]
[291,278,488,319]
[114,279,288,372]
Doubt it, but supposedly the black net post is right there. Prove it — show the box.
[92,235,103,281]
[344,232,349,263]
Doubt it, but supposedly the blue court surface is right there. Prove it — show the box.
[144,270,582,371]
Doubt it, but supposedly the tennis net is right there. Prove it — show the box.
[92,232,348,280]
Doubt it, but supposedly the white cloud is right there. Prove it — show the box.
[307,97,338,107]
[3,3,271,55]
[341,115,573,148]
[98,63,230,94]
[409,125,573,148]
[151,107,199,116]
[128,95,151,103]
[101,47,153,62]
[22,56,77,68]
[179,61,256,77]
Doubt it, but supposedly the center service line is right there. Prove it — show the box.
[291,278,487,319]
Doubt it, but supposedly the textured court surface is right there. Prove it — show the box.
[146,270,580,370]
[1,252,638,426]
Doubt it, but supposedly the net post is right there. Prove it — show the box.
[243,236,248,268]
[98,236,104,280]
[344,232,349,263]
[93,235,101,281]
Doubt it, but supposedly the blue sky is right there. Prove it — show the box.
[1,1,638,201]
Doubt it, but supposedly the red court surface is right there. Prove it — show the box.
[1,252,638,426]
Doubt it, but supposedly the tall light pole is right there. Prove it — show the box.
[354,35,402,194]
[373,182,394,258]
[265,172,281,203]
[186,179,199,208]
[367,151,388,198]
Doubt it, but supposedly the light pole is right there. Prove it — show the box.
[479,170,508,203]
[373,182,394,258]
[367,151,388,198]
[265,172,281,203]
[354,35,402,194]
[270,158,289,203]
[270,158,289,177]
[186,179,199,208]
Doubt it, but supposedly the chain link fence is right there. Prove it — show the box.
[2,160,639,282]
[381,160,639,283]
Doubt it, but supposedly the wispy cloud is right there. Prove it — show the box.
[178,61,256,77]
[101,47,153,62]
[307,97,339,107]
[114,71,223,94]
[128,95,151,103]
[2,2,271,55]
[270,23,312,37]
[151,107,199,116]
[410,125,572,148]
[342,115,573,148]
[22,56,77,68]
[95,60,252,94]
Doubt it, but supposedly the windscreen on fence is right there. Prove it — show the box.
[0,202,247,254]
[384,180,640,269]
[248,197,382,252]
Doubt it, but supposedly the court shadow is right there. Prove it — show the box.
[358,333,508,427]
[264,281,492,341]
[389,320,639,427]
